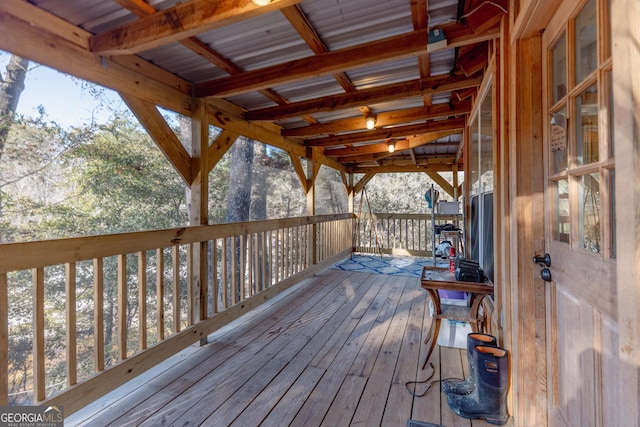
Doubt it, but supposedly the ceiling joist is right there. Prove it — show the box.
[245,74,483,121]
[282,100,472,137]
[195,22,499,98]
[89,0,304,55]
[306,117,466,148]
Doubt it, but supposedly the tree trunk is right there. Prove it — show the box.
[0,54,29,218]
[0,55,29,154]
[225,137,253,303]
[250,142,268,292]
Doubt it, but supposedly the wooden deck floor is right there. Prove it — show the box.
[66,269,497,427]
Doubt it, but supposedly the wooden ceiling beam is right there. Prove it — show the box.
[196,29,428,97]
[0,6,193,116]
[324,130,460,157]
[349,162,461,175]
[120,94,193,184]
[196,22,499,97]
[114,0,297,114]
[281,5,356,93]
[426,171,456,199]
[306,117,466,147]
[246,73,482,121]
[89,0,303,55]
[207,129,238,173]
[282,100,471,137]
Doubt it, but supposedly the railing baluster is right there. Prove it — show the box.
[172,246,180,333]
[93,258,105,371]
[248,233,254,297]
[32,267,45,402]
[65,262,77,386]
[231,236,237,305]
[186,244,193,326]
[117,254,127,361]
[138,252,148,350]
[222,238,228,310]
[212,239,219,314]
[156,249,165,341]
[0,273,7,405]
[1,214,354,410]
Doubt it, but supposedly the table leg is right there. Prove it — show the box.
[421,289,441,369]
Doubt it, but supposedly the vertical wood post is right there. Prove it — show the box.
[612,0,640,421]
[190,99,209,333]
[508,35,547,426]
[307,147,317,265]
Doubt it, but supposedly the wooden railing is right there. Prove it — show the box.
[353,213,461,257]
[0,214,353,414]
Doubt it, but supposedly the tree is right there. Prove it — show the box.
[0,54,30,217]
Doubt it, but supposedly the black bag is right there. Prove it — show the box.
[454,258,485,283]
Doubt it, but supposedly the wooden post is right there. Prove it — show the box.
[508,35,547,426]
[307,147,318,265]
[612,0,640,421]
[191,99,209,332]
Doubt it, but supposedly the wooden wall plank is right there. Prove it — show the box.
[611,0,640,422]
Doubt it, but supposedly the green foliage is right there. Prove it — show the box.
[67,115,188,234]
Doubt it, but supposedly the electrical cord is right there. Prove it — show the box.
[405,363,466,398]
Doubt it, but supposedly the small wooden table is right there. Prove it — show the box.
[420,265,494,369]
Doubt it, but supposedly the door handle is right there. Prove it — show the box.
[541,268,552,282]
[532,253,551,267]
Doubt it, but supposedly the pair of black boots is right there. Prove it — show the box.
[442,333,509,426]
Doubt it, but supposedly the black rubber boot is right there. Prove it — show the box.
[446,345,509,426]
[441,333,497,395]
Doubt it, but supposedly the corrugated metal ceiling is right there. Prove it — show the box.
[21,0,501,171]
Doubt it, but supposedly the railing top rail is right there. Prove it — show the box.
[356,213,460,219]
[0,213,354,272]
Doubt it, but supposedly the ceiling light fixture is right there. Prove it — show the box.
[387,140,396,153]
[252,0,272,6]
[365,115,377,130]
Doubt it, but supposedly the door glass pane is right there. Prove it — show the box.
[470,116,480,195]
[576,83,599,165]
[608,72,614,157]
[480,86,494,192]
[554,179,570,243]
[578,172,600,253]
[551,107,568,173]
[552,33,567,103]
[575,0,597,83]
[610,169,616,258]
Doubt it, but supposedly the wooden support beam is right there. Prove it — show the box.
[353,171,377,195]
[245,74,482,121]
[207,130,238,173]
[326,130,460,164]
[307,118,466,147]
[89,0,303,55]
[426,172,455,199]
[0,3,193,116]
[190,100,209,329]
[289,153,309,193]
[196,22,499,97]
[280,5,356,93]
[206,99,305,157]
[349,163,460,174]
[121,94,193,184]
[281,101,471,137]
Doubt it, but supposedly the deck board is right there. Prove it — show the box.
[66,269,500,427]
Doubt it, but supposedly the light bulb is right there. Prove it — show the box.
[365,116,376,130]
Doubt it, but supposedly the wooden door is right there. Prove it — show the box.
[541,0,617,425]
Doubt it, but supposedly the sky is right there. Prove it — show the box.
[1,51,124,128]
